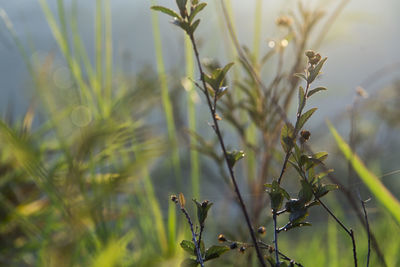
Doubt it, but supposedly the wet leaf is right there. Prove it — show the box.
[204,245,230,261]
[181,240,196,256]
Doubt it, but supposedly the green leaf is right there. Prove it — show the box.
[151,6,181,19]
[314,183,338,198]
[307,86,327,97]
[298,86,305,114]
[285,198,310,223]
[297,108,317,130]
[328,120,400,224]
[308,57,327,83]
[193,199,213,226]
[285,222,312,231]
[181,258,198,267]
[172,19,190,33]
[226,150,245,168]
[266,180,290,210]
[216,86,228,100]
[298,180,313,203]
[204,245,230,261]
[301,151,327,171]
[294,73,307,81]
[199,240,205,255]
[215,62,234,90]
[190,19,201,34]
[189,3,207,23]
[181,240,196,256]
[313,168,334,183]
[280,123,295,153]
[176,0,188,13]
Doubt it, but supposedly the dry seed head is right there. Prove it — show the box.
[305,50,315,58]
[309,54,321,65]
[276,16,293,27]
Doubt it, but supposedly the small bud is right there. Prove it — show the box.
[230,242,238,249]
[305,50,315,58]
[201,200,209,208]
[214,113,222,121]
[300,130,311,142]
[170,194,178,203]
[309,56,320,65]
[257,226,266,235]
[268,246,274,254]
[218,234,227,243]
[239,246,246,253]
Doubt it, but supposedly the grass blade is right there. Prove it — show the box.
[328,121,400,224]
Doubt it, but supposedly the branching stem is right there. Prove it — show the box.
[187,32,266,267]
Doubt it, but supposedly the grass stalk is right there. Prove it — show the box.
[185,35,200,199]
[150,0,182,186]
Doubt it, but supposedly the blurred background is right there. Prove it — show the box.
[0,0,399,266]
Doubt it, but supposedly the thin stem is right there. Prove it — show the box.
[277,78,311,185]
[306,146,387,266]
[180,207,204,267]
[257,241,304,267]
[312,189,358,267]
[188,33,266,267]
[273,211,280,266]
[361,199,371,267]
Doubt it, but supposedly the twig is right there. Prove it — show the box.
[187,26,266,267]
[306,145,387,266]
[312,187,358,267]
[257,241,304,267]
[360,197,371,267]
[180,206,204,267]
[273,211,280,266]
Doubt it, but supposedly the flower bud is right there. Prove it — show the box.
[170,194,178,203]
[218,234,227,243]
[257,226,266,235]
[305,50,315,58]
